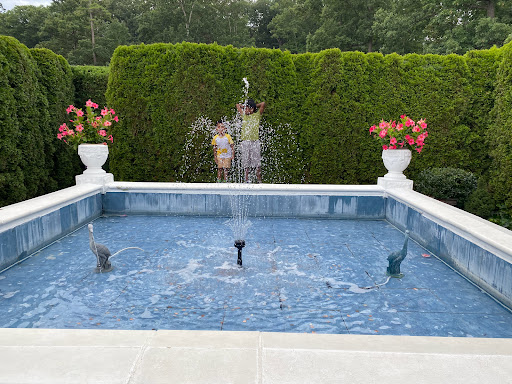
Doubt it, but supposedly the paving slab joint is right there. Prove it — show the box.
[258,332,263,384]
[126,330,156,383]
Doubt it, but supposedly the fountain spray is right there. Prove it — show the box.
[179,77,303,267]
[229,78,251,266]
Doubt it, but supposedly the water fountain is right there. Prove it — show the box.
[179,78,303,266]
[228,78,255,266]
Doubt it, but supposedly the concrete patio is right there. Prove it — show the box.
[0,328,511,383]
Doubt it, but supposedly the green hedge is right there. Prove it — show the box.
[31,48,82,190]
[3,38,512,223]
[488,42,512,222]
[107,43,303,182]
[0,36,51,206]
[0,37,77,207]
[107,42,501,186]
[71,65,109,108]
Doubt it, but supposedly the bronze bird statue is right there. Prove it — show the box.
[88,223,143,273]
[386,230,410,278]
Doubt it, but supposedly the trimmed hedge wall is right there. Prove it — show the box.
[106,43,303,182]
[106,41,512,221]
[0,37,77,207]
[71,65,109,108]
[106,42,500,185]
[0,36,51,206]
[32,48,82,190]
[2,37,512,222]
[489,42,512,216]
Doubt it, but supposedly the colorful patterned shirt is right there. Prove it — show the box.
[212,133,234,158]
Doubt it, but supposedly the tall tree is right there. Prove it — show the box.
[191,0,253,46]
[137,0,253,46]
[307,0,387,53]
[38,0,89,59]
[38,0,115,65]
[423,0,512,54]
[269,0,322,53]
[0,6,50,48]
[248,0,280,48]
[103,0,143,43]
[371,0,428,55]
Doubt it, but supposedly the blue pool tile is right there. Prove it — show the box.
[282,307,347,334]
[380,288,452,313]
[343,309,408,336]
[222,308,288,333]
[456,313,512,338]
[160,307,225,331]
[394,311,471,337]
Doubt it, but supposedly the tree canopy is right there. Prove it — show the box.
[0,0,511,64]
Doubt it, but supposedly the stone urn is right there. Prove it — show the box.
[377,149,413,189]
[78,143,109,174]
[381,149,411,180]
[76,143,114,187]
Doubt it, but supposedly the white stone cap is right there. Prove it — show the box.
[106,181,386,196]
[387,188,512,263]
[0,184,102,232]
[3,181,511,263]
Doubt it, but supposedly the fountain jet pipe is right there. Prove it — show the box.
[234,240,245,266]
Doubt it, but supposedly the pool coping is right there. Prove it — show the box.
[387,188,512,263]
[107,181,386,195]
[0,184,102,232]
[3,181,511,263]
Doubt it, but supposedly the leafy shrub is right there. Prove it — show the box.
[0,37,77,208]
[31,48,81,190]
[465,187,495,220]
[415,167,478,206]
[0,36,51,206]
[71,65,109,107]
[489,204,512,230]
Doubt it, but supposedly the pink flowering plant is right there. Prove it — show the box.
[369,114,428,153]
[57,99,118,148]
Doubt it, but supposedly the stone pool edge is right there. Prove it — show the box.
[1,181,512,308]
[387,188,512,309]
[0,184,103,271]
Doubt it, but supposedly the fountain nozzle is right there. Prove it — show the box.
[234,240,245,266]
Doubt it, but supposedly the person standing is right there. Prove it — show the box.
[212,120,234,182]
[235,99,265,183]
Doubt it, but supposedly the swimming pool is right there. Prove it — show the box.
[2,183,512,383]
[1,208,511,337]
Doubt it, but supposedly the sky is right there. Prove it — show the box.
[2,0,52,10]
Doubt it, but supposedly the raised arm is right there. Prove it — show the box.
[257,102,265,115]
[236,103,245,115]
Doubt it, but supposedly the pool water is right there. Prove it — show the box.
[0,215,511,337]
